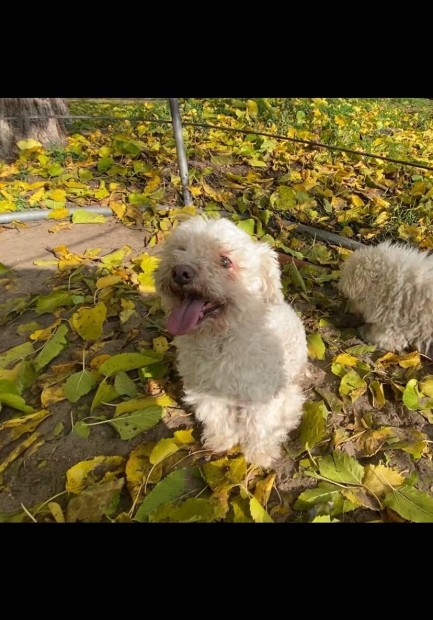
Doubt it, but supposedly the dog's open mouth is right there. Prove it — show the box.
[167,296,223,336]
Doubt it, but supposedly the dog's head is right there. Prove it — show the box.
[338,245,382,310]
[154,216,284,336]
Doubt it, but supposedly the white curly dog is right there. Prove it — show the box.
[155,216,308,467]
[339,240,433,354]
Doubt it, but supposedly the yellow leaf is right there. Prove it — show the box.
[153,336,169,355]
[341,225,354,237]
[247,100,258,118]
[90,354,111,370]
[110,201,126,219]
[249,496,273,523]
[49,189,67,202]
[143,174,161,195]
[66,456,126,494]
[0,409,51,451]
[0,201,16,212]
[307,333,326,360]
[334,353,358,366]
[363,464,404,498]
[96,275,123,289]
[28,187,45,206]
[334,115,346,127]
[420,375,433,398]
[398,351,421,368]
[17,139,42,150]
[0,432,41,475]
[173,429,196,445]
[254,472,276,506]
[376,352,400,367]
[48,502,66,523]
[137,272,156,294]
[369,380,385,409]
[41,384,66,407]
[30,320,61,341]
[119,298,136,323]
[351,194,365,208]
[125,442,161,500]
[114,394,174,416]
[70,303,107,341]
[47,208,69,220]
[149,438,179,466]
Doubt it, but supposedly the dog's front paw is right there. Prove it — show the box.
[243,444,282,469]
[203,435,237,455]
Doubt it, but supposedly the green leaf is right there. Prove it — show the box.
[339,369,367,402]
[299,400,329,451]
[345,344,377,355]
[71,210,107,224]
[286,262,307,293]
[236,219,255,235]
[307,333,326,360]
[134,468,190,522]
[249,496,273,523]
[70,303,107,341]
[384,486,433,523]
[90,381,119,413]
[100,352,162,377]
[34,324,68,371]
[47,164,64,177]
[0,342,34,370]
[0,393,35,414]
[403,379,422,411]
[318,451,364,485]
[114,372,137,397]
[66,478,124,523]
[149,438,180,465]
[63,370,97,403]
[97,157,114,173]
[109,406,162,440]
[294,482,342,510]
[314,388,343,413]
[0,380,19,395]
[270,186,296,211]
[312,515,339,523]
[35,291,75,315]
[149,498,214,523]
[138,362,169,380]
[73,420,90,439]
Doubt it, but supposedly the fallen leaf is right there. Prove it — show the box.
[66,456,125,494]
[307,333,326,360]
[70,303,107,341]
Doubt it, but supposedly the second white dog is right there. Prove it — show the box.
[155,216,308,467]
[339,240,433,354]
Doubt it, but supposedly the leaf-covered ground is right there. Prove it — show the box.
[1,98,433,523]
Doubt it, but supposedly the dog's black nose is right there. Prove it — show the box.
[172,264,196,286]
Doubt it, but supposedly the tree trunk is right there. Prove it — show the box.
[0,98,68,162]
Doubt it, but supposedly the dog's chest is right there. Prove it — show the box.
[175,333,278,401]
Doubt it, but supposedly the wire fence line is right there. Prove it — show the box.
[4,111,433,173]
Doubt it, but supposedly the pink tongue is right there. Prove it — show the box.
[167,298,207,336]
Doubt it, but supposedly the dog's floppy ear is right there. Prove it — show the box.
[258,243,284,304]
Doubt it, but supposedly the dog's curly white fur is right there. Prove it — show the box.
[339,241,433,354]
[155,216,308,467]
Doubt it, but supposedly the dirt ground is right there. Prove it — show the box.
[0,219,186,513]
[1,218,433,521]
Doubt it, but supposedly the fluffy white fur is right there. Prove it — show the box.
[154,216,308,467]
[339,240,433,354]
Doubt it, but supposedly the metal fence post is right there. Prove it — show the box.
[169,98,193,206]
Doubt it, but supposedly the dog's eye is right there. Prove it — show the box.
[178,246,187,252]
[220,256,232,268]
